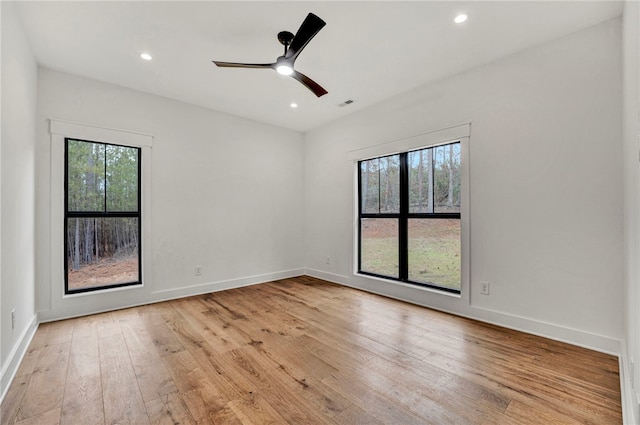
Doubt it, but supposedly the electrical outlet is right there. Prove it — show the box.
[480,281,490,295]
[195,266,202,276]
[11,309,15,330]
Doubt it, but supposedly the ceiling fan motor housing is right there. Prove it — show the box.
[277,31,295,47]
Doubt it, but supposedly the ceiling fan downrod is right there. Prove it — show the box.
[277,31,294,55]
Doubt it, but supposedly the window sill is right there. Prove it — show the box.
[63,282,143,299]
[355,272,462,299]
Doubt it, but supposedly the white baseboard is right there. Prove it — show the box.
[6,269,304,404]
[18,268,627,417]
[0,315,38,404]
[304,268,351,286]
[620,340,638,425]
[307,268,629,418]
[39,268,306,323]
[150,268,305,299]
[305,268,621,356]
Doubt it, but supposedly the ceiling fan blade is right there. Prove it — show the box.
[285,13,326,61]
[291,70,328,97]
[213,61,273,69]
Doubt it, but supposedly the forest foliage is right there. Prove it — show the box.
[360,142,461,214]
[66,139,140,276]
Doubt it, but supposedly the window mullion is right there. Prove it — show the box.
[377,158,381,214]
[357,163,363,273]
[399,152,408,281]
[103,146,107,212]
[429,147,434,214]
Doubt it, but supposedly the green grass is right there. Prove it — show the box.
[361,219,460,290]
[361,238,399,278]
[407,234,460,290]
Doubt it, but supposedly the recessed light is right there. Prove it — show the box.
[140,52,153,61]
[290,102,299,108]
[454,14,468,24]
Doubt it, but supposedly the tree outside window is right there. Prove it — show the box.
[358,142,461,292]
[65,138,141,293]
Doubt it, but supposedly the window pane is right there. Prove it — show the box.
[379,155,400,213]
[409,143,461,214]
[408,219,460,290]
[433,143,461,213]
[67,217,139,291]
[360,218,399,278]
[360,159,380,214]
[67,140,105,211]
[408,148,433,213]
[106,145,139,211]
[360,155,400,214]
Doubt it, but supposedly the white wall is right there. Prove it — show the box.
[622,1,640,423]
[304,18,623,354]
[0,1,630,413]
[35,69,305,321]
[0,2,38,398]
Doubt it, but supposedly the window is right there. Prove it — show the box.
[358,142,461,293]
[64,138,142,293]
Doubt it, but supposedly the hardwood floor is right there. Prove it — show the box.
[1,276,622,424]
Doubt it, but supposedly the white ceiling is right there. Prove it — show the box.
[14,1,622,132]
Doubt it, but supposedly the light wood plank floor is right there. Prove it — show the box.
[1,276,622,424]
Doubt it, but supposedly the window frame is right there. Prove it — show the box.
[63,137,143,294]
[358,141,462,294]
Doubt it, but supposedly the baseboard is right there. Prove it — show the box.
[304,268,351,286]
[6,269,304,402]
[620,340,638,425]
[305,268,621,356]
[465,305,621,356]
[39,268,306,323]
[150,268,305,299]
[5,271,626,416]
[0,315,38,404]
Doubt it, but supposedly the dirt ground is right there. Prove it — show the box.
[68,256,138,290]
[361,217,460,238]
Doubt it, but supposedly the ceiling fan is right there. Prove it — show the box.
[213,13,328,98]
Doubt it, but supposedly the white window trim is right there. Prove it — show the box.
[50,119,153,148]
[351,123,470,299]
[49,119,153,302]
[347,123,470,161]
